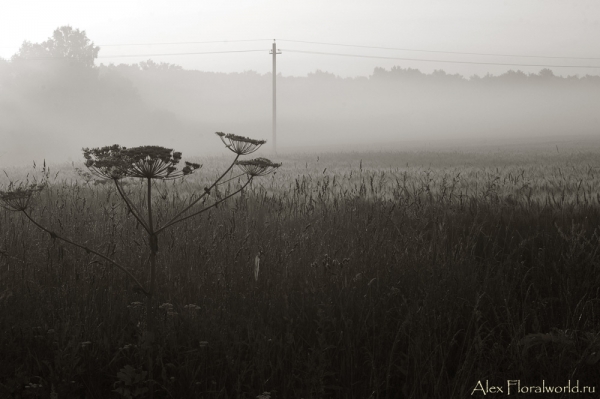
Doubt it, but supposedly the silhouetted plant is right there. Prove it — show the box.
[0,133,279,398]
[216,132,266,155]
[0,182,46,212]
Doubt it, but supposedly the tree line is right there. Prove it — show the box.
[1,26,599,165]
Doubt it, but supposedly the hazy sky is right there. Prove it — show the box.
[2,0,600,77]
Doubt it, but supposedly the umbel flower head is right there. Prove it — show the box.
[83,145,131,179]
[235,158,282,177]
[216,132,266,155]
[0,182,45,211]
[83,145,201,180]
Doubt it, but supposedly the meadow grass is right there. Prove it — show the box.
[1,148,600,398]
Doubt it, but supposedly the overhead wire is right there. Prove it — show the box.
[5,37,599,61]
[98,39,273,47]
[4,37,599,68]
[282,49,600,69]
[97,49,266,58]
[0,39,272,49]
[278,39,600,61]
[16,50,266,61]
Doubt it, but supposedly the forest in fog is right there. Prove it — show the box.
[1,27,600,166]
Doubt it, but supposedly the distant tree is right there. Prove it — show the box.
[0,57,10,86]
[9,26,100,97]
[139,59,183,71]
[390,66,425,79]
[538,68,555,80]
[496,70,529,85]
[372,66,464,83]
[430,69,465,83]
[13,26,99,68]
[371,67,390,79]
[307,69,337,80]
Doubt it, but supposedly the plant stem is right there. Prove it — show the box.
[114,179,151,233]
[156,177,252,232]
[157,154,240,232]
[146,177,157,399]
[21,210,148,295]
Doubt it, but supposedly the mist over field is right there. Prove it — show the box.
[4,20,600,398]
[1,28,600,167]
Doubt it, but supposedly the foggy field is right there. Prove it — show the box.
[2,2,600,397]
[2,146,600,398]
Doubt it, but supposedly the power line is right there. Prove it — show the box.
[97,49,265,58]
[4,37,600,61]
[279,39,600,61]
[8,43,600,69]
[6,38,600,61]
[98,39,272,47]
[18,48,600,68]
[18,49,266,61]
[0,39,272,49]
[282,49,600,69]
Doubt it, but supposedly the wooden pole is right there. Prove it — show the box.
[271,41,281,153]
[272,41,277,153]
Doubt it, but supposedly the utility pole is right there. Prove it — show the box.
[270,40,281,153]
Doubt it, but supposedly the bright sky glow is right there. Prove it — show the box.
[1,0,599,77]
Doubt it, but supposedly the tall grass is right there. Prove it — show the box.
[1,149,600,398]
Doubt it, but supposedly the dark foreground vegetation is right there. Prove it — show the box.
[1,149,600,398]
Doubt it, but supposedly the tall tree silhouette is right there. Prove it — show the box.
[13,26,99,68]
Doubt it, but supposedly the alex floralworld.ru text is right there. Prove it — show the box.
[471,380,596,395]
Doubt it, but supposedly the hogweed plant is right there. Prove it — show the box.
[0,133,280,397]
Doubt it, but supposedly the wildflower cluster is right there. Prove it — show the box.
[83,145,201,180]
[236,158,282,177]
[0,182,45,211]
[216,132,266,155]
